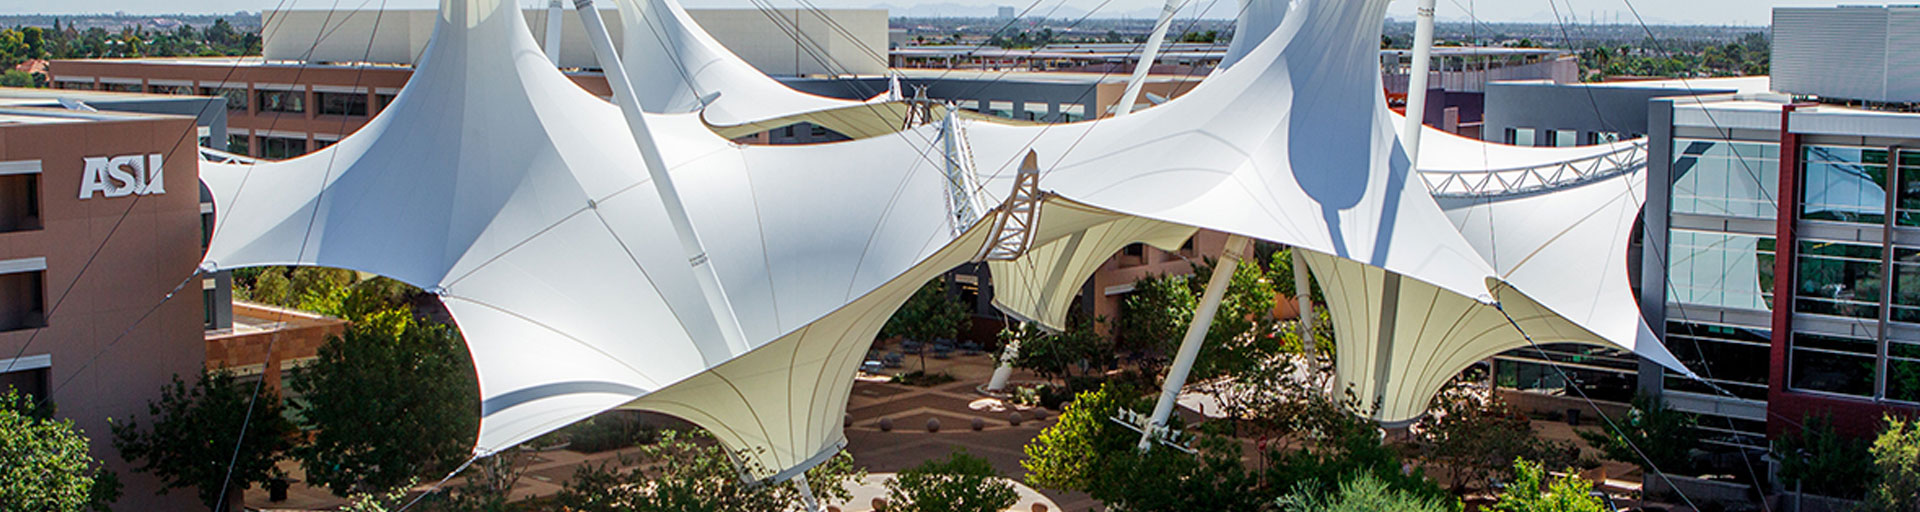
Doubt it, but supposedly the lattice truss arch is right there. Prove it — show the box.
[1421,140,1648,198]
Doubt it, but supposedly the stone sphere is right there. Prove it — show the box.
[1009,412,1024,426]
[878,418,894,432]
[926,417,941,432]
[971,417,986,431]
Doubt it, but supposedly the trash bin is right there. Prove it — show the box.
[1566,408,1582,427]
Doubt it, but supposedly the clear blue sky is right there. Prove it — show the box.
[0,0,1823,26]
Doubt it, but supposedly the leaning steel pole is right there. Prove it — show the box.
[574,3,817,505]
[1114,0,1183,117]
[1138,234,1251,451]
[1400,0,1438,161]
[571,1,753,358]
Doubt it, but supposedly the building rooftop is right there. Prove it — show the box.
[0,85,216,105]
[1380,46,1570,58]
[884,67,1201,84]
[0,105,185,126]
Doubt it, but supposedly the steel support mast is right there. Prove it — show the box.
[1115,0,1183,117]
[1138,234,1251,451]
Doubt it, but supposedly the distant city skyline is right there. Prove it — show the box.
[0,0,1827,26]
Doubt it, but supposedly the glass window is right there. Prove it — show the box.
[989,100,1015,119]
[1665,322,1771,394]
[1591,131,1622,145]
[53,80,93,91]
[151,84,194,95]
[0,367,49,403]
[1554,130,1578,147]
[227,134,249,155]
[1893,248,1920,324]
[1801,145,1889,224]
[1790,332,1876,397]
[100,82,142,93]
[1795,241,1883,319]
[315,91,367,117]
[1898,151,1920,226]
[1669,230,1774,310]
[258,136,307,160]
[373,93,397,114]
[203,287,218,330]
[256,89,305,114]
[1495,345,1638,404]
[0,174,41,234]
[1059,104,1087,123]
[0,270,46,332]
[1512,127,1537,147]
[1890,342,1920,403]
[201,87,248,112]
[1672,138,1779,219]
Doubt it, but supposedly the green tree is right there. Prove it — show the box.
[556,429,864,511]
[1113,273,1193,373]
[1022,384,1131,491]
[1772,414,1873,499]
[1262,397,1451,506]
[296,275,418,322]
[1274,472,1454,512]
[1413,390,1573,493]
[289,309,479,496]
[1490,458,1605,512]
[1266,247,1324,307]
[1011,314,1111,383]
[111,371,296,512]
[1,389,120,512]
[885,449,1019,512]
[880,279,968,371]
[1183,257,1280,382]
[1864,414,1920,512]
[1112,257,1279,380]
[1020,383,1267,510]
[1,69,34,88]
[21,27,46,61]
[1576,394,1697,474]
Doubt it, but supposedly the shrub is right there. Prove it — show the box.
[885,449,1019,512]
[1773,415,1872,499]
[892,371,958,387]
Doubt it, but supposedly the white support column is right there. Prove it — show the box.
[793,473,823,512]
[545,0,566,67]
[1114,0,1182,117]
[1400,0,1438,162]
[987,328,1022,392]
[1139,234,1251,452]
[574,0,752,356]
[1291,248,1315,356]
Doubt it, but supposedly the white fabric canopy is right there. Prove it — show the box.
[200,0,1694,480]
[611,0,1688,427]
[202,0,967,475]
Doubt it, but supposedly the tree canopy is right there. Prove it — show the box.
[1,389,119,512]
[111,371,296,511]
[1489,458,1605,512]
[556,429,864,512]
[885,449,1020,512]
[289,309,480,496]
[1865,414,1920,512]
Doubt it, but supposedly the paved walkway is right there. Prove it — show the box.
[844,347,1101,511]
